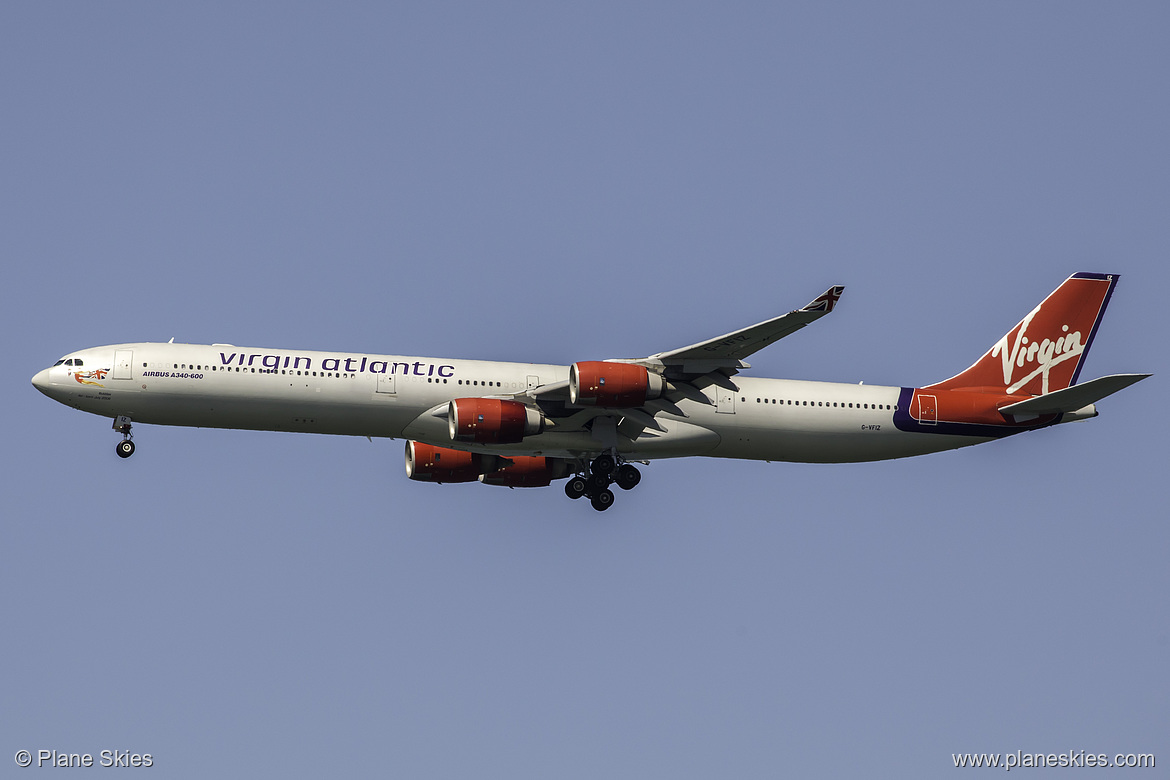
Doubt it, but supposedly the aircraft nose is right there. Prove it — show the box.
[31,368,52,395]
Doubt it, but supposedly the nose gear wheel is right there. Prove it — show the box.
[113,415,135,458]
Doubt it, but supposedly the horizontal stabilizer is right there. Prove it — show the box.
[998,373,1151,416]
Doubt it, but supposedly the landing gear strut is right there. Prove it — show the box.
[572,453,642,511]
[113,415,135,459]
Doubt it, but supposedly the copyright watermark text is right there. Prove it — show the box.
[15,749,153,768]
[953,750,1154,770]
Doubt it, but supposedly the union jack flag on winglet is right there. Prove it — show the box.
[801,286,845,313]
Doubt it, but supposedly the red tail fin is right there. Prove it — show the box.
[927,273,1118,396]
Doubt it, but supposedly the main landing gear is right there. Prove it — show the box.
[113,415,135,459]
[564,453,642,511]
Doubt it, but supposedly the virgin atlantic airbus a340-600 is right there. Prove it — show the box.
[33,273,1149,510]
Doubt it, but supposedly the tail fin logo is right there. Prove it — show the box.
[992,306,1084,395]
[925,273,1116,396]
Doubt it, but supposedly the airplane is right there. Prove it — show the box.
[31,272,1149,511]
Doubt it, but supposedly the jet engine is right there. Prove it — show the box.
[479,456,570,488]
[569,361,664,407]
[448,398,542,444]
[405,441,486,483]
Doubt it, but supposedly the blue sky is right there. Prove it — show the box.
[2,3,1166,777]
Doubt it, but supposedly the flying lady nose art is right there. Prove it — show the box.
[73,368,110,387]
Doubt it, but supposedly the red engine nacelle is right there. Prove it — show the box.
[479,456,570,488]
[569,361,664,407]
[448,398,543,444]
[405,441,485,483]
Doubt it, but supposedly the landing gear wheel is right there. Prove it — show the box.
[614,463,641,490]
[565,476,588,500]
[590,453,615,476]
[116,439,135,459]
[590,489,614,511]
[586,473,611,493]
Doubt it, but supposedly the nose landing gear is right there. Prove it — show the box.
[113,415,135,458]
[570,453,642,511]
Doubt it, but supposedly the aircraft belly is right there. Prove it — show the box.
[624,419,721,459]
[708,423,988,463]
[106,388,414,438]
[403,419,722,460]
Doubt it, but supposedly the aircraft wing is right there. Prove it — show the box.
[644,285,845,372]
[498,286,846,443]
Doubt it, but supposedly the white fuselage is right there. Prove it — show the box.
[32,342,993,464]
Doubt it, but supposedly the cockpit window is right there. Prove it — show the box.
[53,359,66,367]
[74,359,83,366]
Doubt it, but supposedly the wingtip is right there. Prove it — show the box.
[800,285,845,313]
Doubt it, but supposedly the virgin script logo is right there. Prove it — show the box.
[991,305,1084,395]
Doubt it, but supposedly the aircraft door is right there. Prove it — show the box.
[113,350,133,380]
[715,386,736,414]
[376,373,396,394]
[917,393,937,425]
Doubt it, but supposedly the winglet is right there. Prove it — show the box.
[801,286,845,313]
